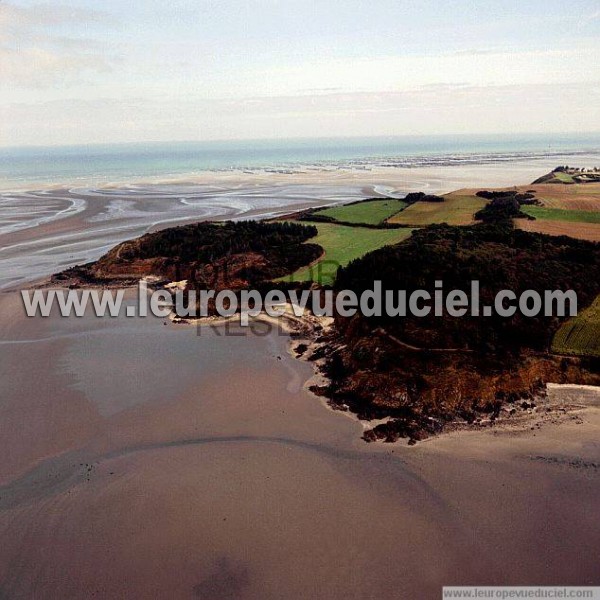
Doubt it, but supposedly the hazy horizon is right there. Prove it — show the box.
[0,129,600,151]
[2,131,600,152]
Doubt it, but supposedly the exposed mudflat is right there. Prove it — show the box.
[1,290,599,599]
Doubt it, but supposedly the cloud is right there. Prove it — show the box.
[0,44,112,87]
[2,81,598,146]
[0,2,111,27]
[0,2,114,87]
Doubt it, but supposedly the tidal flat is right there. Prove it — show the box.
[0,290,599,599]
[2,156,600,598]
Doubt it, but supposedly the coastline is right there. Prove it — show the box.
[3,142,600,193]
[29,166,600,445]
[284,310,600,444]
[2,159,600,595]
[4,0,600,589]
[153,294,600,446]
[3,152,599,292]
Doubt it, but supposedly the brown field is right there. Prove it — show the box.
[514,182,600,241]
[388,190,486,226]
[522,183,600,211]
[387,182,600,228]
[464,182,600,212]
[516,219,600,242]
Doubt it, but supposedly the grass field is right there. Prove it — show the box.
[283,223,414,285]
[552,172,576,184]
[388,192,486,226]
[521,206,600,224]
[311,199,408,225]
[552,295,600,358]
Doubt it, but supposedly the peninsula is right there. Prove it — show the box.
[51,169,600,443]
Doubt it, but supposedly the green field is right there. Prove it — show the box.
[521,206,600,224]
[312,199,408,225]
[282,223,414,285]
[388,194,486,226]
[552,171,576,183]
[552,295,600,358]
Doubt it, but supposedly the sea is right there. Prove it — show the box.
[1,133,599,190]
[1,133,599,290]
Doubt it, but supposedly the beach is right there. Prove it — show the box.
[1,150,600,598]
[0,288,599,598]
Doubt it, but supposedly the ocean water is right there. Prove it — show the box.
[1,133,599,190]
[1,133,599,290]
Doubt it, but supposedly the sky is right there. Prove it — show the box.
[0,0,599,147]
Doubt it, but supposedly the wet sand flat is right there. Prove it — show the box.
[1,159,600,598]
[0,291,599,599]
[2,155,598,292]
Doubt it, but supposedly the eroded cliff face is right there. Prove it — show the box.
[88,245,272,290]
[92,238,178,280]
[310,321,600,443]
[308,221,600,443]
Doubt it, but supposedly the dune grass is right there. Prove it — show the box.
[282,222,414,285]
[312,199,408,225]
